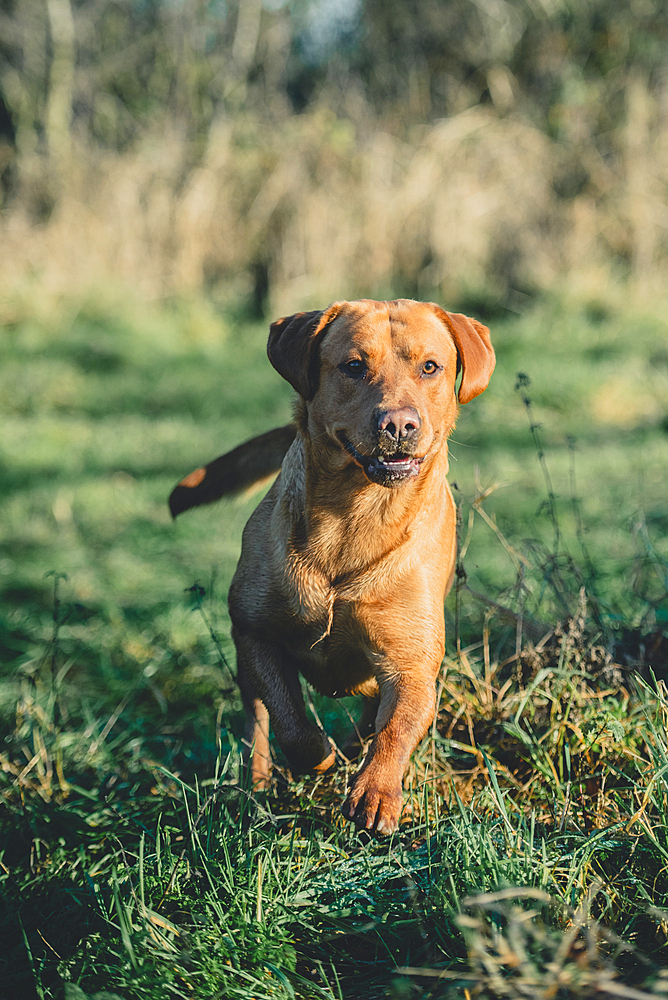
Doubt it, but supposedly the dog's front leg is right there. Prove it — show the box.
[234,629,336,786]
[341,664,438,835]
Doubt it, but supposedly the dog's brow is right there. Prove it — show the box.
[389,329,438,362]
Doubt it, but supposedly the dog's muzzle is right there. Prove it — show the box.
[339,435,424,487]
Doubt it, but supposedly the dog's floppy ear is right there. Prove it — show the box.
[432,307,495,404]
[267,303,343,400]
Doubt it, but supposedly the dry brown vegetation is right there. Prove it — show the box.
[1,0,668,313]
[3,88,668,314]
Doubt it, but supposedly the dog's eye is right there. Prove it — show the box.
[422,360,439,376]
[341,359,367,379]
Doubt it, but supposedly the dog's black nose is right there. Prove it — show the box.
[377,408,421,443]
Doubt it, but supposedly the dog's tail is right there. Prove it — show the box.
[169,423,297,518]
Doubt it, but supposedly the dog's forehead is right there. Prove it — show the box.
[322,300,454,360]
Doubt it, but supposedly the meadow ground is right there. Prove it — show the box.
[1,287,667,999]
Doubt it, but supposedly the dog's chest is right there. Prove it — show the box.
[280,554,376,669]
[287,596,377,697]
[284,557,342,647]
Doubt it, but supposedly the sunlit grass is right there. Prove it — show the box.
[1,289,667,997]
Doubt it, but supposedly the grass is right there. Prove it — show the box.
[1,287,668,998]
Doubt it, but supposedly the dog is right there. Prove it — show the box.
[169,299,494,834]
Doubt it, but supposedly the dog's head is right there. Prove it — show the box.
[268,299,495,487]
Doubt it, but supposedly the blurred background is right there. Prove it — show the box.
[1,0,667,652]
[1,0,668,311]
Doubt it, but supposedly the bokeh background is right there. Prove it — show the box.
[1,0,667,633]
[2,0,668,309]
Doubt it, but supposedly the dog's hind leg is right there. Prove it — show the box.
[234,629,335,785]
[237,670,272,790]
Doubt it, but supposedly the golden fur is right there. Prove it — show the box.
[170,299,494,834]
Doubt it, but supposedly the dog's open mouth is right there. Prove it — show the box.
[339,435,423,487]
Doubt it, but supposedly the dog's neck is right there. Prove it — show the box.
[282,426,452,581]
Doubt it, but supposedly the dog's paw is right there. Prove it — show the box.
[312,744,336,774]
[341,776,403,835]
[284,731,336,777]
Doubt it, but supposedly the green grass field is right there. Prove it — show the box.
[1,288,668,998]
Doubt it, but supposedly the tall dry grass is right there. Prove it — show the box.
[2,72,667,316]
